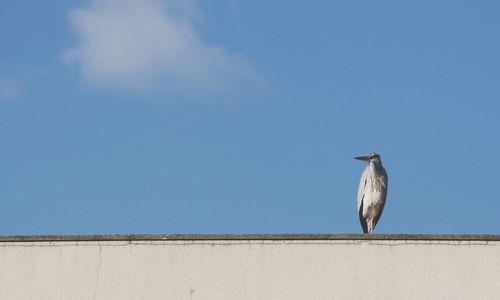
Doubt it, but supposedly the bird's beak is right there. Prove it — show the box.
[354,156,369,161]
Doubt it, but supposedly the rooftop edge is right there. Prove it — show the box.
[0,234,499,242]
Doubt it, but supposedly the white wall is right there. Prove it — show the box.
[0,238,499,299]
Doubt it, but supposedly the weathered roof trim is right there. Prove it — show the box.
[0,234,499,242]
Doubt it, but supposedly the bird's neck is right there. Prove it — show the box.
[370,161,384,171]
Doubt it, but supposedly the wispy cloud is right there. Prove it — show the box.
[0,74,23,103]
[63,0,262,95]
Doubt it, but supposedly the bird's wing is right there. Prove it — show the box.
[357,168,369,212]
[358,196,368,234]
[371,167,388,228]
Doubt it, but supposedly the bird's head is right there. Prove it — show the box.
[355,152,381,164]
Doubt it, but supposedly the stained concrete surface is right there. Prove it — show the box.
[0,235,499,299]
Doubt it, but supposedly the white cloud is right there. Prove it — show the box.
[63,0,261,94]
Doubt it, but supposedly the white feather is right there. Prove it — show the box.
[356,158,388,233]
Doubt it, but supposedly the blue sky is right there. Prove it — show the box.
[1,0,499,235]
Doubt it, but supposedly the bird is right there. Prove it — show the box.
[355,152,388,234]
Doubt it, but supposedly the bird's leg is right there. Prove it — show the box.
[367,219,373,234]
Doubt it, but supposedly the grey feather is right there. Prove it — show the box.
[355,152,388,234]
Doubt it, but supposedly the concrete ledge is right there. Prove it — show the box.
[0,233,499,242]
[1,233,499,299]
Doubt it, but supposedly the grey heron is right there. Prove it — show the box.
[355,152,388,234]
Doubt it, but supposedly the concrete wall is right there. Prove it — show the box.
[0,235,499,299]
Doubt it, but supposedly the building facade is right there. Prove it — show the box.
[0,234,499,299]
